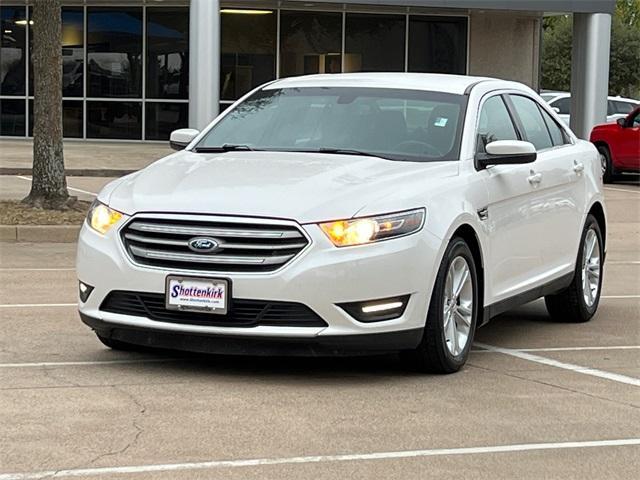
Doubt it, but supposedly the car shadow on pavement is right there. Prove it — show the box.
[473,298,591,346]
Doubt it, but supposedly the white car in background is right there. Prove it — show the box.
[542,91,639,125]
[77,73,607,374]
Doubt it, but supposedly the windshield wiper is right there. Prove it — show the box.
[315,148,394,161]
[194,144,256,153]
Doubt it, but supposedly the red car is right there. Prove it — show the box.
[590,106,640,182]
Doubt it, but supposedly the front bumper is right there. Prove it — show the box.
[81,313,424,356]
[77,213,443,351]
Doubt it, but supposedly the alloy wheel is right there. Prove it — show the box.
[582,228,601,307]
[443,256,473,356]
[599,153,608,175]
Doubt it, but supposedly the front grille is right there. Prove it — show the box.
[120,217,309,272]
[101,291,327,328]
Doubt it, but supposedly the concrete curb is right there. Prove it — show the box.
[0,225,81,243]
[0,167,135,177]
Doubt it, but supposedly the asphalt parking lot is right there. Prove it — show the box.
[1,183,638,479]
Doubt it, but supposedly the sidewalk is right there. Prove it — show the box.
[0,139,172,176]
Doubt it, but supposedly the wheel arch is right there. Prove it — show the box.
[587,201,607,254]
[449,223,486,328]
[591,140,610,151]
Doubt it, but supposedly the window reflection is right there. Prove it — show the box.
[87,101,141,139]
[88,8,142,98]
[147,8,189,99]
[1,6,26,95]
[221,9,276,101]
[345,14,405,72]
[145,102,188,140]
[0,99,25,135]
[280,11,342,77]
[409,16,467,74]
[29,7,84,97]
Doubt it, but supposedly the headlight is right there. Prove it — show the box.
[319,209,425,247]
[87,201,124,235]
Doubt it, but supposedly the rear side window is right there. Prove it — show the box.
[539,107,568,146]
[613,101,635,115]
[477,95,518,152]
[551,96,571,115]
[509,95,553,151]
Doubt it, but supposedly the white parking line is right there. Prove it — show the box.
[0,268,75,272]
[475,342,640,387]
[601,295,640,299]
[0,358,178,369]
[472,345,640,353]
[16,175,97,197]
[0,303,76,308]
[0,438,638,480]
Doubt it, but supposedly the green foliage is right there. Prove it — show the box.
[541,15,572,92]
[616,0,640,26]
[609,15,640,96]
[541,1,640,98]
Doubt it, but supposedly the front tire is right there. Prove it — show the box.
[544,214,604,323]
[597,145,616,184]
[401,238,479,374]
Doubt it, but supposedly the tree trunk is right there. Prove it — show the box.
[23,0,72,209]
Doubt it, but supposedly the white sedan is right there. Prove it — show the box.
[77,73,607,374]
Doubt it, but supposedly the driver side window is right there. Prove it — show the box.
[477,95,519,153]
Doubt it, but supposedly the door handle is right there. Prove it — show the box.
[573,160,585,173]
[527,171,542,185]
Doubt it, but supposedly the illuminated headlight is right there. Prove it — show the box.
[87,200,125,235]
[319,208,425,247]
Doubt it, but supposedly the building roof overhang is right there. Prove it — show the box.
[286,0,616,14]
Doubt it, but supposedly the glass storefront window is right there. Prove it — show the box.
[280,11,342,78]
[29,100,83,138]
[87,8,143,98]
[1,6,26,96]
[87,101,141,139]
[0,98,25,136]
[145,102,188,140]
[345,13,405,73]
[408,16,467,74]
[221,9,276,101]
[29,7,84,97]
[147,8,189,100]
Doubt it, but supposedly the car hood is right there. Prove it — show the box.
[107,151,458,223]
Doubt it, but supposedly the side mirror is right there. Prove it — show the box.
[616,117,626,128]
[476,140,537,170]
[169,128,200,151]
[552,107,560,114]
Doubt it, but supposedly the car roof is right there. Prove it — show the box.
[264,73,500,96]
[545,92,639,103]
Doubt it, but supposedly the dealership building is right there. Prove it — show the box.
[0,0,614,142]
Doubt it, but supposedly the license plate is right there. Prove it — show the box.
[165,276,229,315]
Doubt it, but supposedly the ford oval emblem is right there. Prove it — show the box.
[188,237,219,253]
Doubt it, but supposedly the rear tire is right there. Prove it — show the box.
[544,214,603,323]
[597,145,616,184]
[401,238,479,374]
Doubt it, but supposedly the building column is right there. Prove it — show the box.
[570,13,611,139]
[189,0,220,130]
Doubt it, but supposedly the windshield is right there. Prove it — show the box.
[196,87,467,162]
